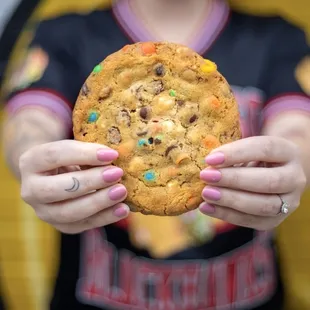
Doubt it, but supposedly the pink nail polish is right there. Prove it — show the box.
[113,205,129,218]
[102,167,123,183]
[202,187,221,201]
[199,202,216,214]
[205,152,225,166]
[97,149,119,162]
[200,169,222,183]
[108,185,127,201]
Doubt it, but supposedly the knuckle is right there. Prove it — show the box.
[224,191,239,210]
[81,174,96,192]
[55,207,74,224]
[20,177,37,203]
[296,173,307,191]
[19,151,31,172]
[267,174,281,193]
[290,199,300,211]
[35,208,52,223]
[225,170,241,188]
[270,199,281,215]
[36,183,57,203]
[260,199,279,216]
[20,184,33,203]
[90,191,107,212]
[261,138,274,159]
[42,144,61,165]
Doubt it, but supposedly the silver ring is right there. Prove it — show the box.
[277,195,289,215]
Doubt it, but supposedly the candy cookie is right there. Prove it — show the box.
[73,42,241,216]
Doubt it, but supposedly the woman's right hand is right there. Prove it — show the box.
[19,140,129,234]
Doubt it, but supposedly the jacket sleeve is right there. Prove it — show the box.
[262,19,310,123]
[5,17,84,127]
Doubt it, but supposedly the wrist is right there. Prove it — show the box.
[2,108,69,179]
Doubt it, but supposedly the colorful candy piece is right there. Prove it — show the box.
[144,170,156,181]
[88,111,99,123]
[169,89,176,97]
[117,140,135,158]
[141,42,156,55]
[211,98,221,109]
[138,139,148,147]
[93,64,102,73]
[202,135,220,149]
[201,59,217,73]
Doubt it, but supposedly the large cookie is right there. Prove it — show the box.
[73,42,241,216]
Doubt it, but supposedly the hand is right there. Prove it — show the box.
[199,136,307,230]
[19,140,129,234]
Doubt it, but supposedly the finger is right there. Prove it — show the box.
[201,186,292,216]
[20,140,119,173]
[205,136,296,167]
[33,165,124,203]
[198,202,285,230]
[53,203,130,234]
[200,164,296,194]
[37,184,127,224]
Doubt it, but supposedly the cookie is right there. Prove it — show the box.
[73,42,241,216]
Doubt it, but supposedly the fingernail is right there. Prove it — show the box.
[200,169,222,183]
[97,149,119,162]
[205,152,225,166]
[102,167,123,183]
[202,187,221,201]
[199,202,216,214]
[113,205,129,218]
[108,185,127,201]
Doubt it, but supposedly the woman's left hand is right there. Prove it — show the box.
[199,136,307,230]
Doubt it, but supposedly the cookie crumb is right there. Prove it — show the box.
[108,127,121,144]
[116,109,131,127]
[99,86,112,99]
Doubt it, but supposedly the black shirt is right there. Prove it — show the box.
[6,3,310,310]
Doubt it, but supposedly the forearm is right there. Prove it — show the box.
[262,112,310,186]
[2,108,70,179]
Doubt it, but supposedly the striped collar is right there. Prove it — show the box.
[112,0,230,54]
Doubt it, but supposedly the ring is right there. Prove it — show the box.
[277,195,289,215]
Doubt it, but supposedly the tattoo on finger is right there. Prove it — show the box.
[65,177,80,192]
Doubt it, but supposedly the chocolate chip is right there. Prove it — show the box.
[107,127,121,144]
[189,115,198,123]
[148,137,154,144]
[165,145,178,157]
[176,100,185,106]
[154,64,165,76]
[154,138,162,145]
[139,107,149,119]
[81,83,89,96]
[137,129,148,137]
[116,109,131,127]
[151,80,164,95]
